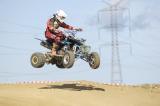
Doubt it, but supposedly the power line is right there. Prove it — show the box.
[0,30,43,35]
[132,55,160,70]
[131,38,160,55]
[0,19,44,31]
[0,19,45,38]
[0,44,35,52]
[0,53,29,55]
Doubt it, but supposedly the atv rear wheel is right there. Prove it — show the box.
[89,52,100,69]
[62,51,75,68]
[31,52,45,68]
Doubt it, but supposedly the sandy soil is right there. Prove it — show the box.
[0,81,160,106]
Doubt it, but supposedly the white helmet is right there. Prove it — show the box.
[55,10,67,23]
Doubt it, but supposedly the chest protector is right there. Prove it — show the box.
[50,17,60,29]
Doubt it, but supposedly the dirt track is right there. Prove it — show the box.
[0,81,160,106]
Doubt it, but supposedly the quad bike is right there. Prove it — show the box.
[30,30,100,69]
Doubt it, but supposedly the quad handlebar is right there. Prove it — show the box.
[61,30,86,45]
[63,30,80,37]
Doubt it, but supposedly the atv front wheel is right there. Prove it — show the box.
[56,59,65,68]
[62,51,75,68]
[89,52,100,69]
[31,52,45,68]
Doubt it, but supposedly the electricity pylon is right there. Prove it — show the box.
[98,0,132,83]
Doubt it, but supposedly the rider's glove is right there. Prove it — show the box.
[74,28,83,31]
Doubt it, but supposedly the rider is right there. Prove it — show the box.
[45,9,82,57]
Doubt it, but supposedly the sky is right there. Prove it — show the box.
[0,0,160,84]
